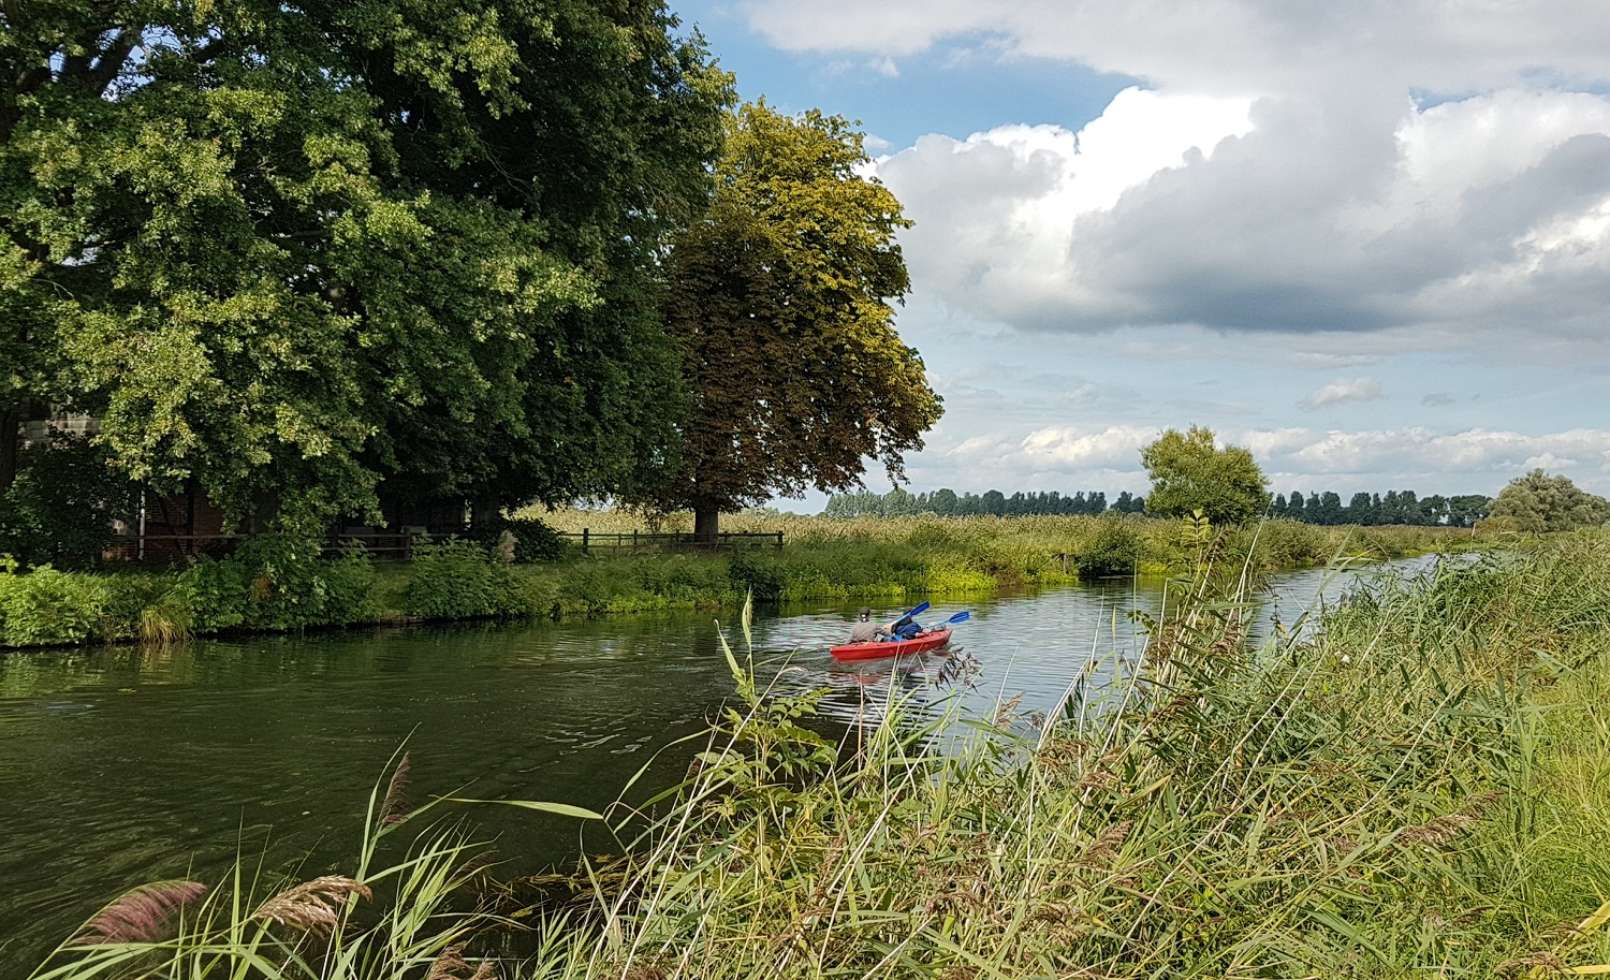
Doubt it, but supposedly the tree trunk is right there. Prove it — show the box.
[693,504,720,546]
[0,405,21,492]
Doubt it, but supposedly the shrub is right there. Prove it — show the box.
[100,572,180,642]
[0,435,137,569]
[403,539,527,620]
[728,550,785,601]
[180,534,378,633]
[0,562,110,646]
[320,550,381,626]
[469,517,569,563]
[1075,517,1141,578]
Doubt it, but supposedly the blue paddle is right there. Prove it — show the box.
[892,600,930,629]
[938,611,971,625]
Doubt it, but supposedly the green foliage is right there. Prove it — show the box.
[35,757,532,978]
[1142,425,1270,524]
[635,101,942,533]
[1073,516,1142,578]
[826,486,1126,516]
[469,516,568,563]
[1489,468,1610,533]
[2,0,732,530]
[181,534,378,632]
[554,553,734,616]
[401,539,526,620]
[1271,487,1492,526]
[0,435,135,568]
[38,534,1608,976]
[0,516,1498,648]
[0,562,108,646]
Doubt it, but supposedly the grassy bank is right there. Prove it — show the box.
[2,516,1495,649]
[32,532,1610,977]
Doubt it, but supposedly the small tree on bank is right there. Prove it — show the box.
[641,103,942,540]
[1140,426,1269,524]
[1488,470,1610,532]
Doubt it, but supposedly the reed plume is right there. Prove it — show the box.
[380,752,412,825]
[74,880,207,944]
[252,875,371,933]
[1082,820,1134,865]
[427,944,497,980]
[1398,792,1504,847]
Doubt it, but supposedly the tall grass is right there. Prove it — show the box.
[26,748,557,980]
[4,512,1500,648]
[38,532,1610,977]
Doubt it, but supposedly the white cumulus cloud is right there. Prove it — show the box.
[734,0,1610,94]
[1018,424,1157,470]
[872,88,1610,340]
[1300,378,1384,410]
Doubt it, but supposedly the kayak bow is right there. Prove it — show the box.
[830,627,953,662]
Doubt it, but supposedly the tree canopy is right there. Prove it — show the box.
[1488,470,1610,533]
[1140,426,1269,524]
[1269,489,1490,526]
[639,102,942,537]
[824,487,1138,517]
[2,0,731,530]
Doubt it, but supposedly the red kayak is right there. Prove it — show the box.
[830,628,953,662]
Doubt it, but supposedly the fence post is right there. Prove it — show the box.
[775,531,783,549]
[582,527,589,554]
[632,529,638,551]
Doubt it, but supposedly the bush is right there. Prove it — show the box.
[0,561,110,646]
[403,539,527,620]
[180,534,378,633]
[1075,518,1141,578]
[469,517,569,563]
[0,435,137,569]
[728,550,785,601]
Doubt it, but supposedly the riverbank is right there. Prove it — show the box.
[31,532,1610,976]
[1,515,1497,649]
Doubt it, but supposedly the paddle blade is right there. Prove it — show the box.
[943,611,971,625]
[895,600,930,627]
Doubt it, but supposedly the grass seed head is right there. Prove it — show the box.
[75,880,207,945]
[253,875,372,933]
[381,752,412,826]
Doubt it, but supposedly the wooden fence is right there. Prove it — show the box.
[559,530,784,553]
[105,528,783,563]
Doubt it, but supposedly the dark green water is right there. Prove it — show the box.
[0,556,1446,968]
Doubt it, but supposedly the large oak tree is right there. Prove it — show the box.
[1,0,730,530]
[642,102,942,540]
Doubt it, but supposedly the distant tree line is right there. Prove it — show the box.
[825,484,1494,527]
[824,488,1145,517]
[1272,491,1491,527]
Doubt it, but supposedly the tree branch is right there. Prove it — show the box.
[85,29,138,95]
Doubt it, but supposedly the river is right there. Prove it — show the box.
[0,554,1450,967]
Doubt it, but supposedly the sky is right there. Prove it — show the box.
[669,1,1610,512]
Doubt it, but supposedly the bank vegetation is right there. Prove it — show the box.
[31,531,1610,977]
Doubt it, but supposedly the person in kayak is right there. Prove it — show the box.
[848,608,898,644]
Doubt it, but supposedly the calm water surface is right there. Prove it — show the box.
[0,555,1448,968]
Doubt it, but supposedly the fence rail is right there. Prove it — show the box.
[104,528,783,562]
[558,530,784,553]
